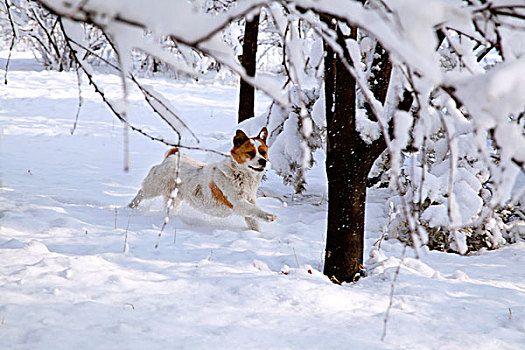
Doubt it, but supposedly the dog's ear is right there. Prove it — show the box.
[233,129,249,147]
[258,127,268,143]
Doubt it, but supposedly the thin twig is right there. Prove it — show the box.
[155,208,169,249]
[123,212,131,253]
[292,247,300,268]
[67,33,198,143]
[156,144,182,249]
[374,202,395,250]
[70,63,83,134]
[441,29,476,74]
[30,6,64,69]
[381,244,407,341]
[418,136,427,211]
[59,20,228,158]
[437,108,464,253]
[3,0,17,84]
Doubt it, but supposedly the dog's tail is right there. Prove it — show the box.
[164,147,179,159]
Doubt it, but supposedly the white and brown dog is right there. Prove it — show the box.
[129,127,276,231]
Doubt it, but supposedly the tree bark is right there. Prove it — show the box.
[323,23,363,283]
[238,14,260,123]
[323,23,397,283]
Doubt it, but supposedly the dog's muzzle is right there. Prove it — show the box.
[249,166,265,172]
[249,158,267,172]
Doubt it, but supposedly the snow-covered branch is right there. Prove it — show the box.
[37,0,288,106]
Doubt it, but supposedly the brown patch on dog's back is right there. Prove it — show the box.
[209,181,234,209]
[165,148,178,159]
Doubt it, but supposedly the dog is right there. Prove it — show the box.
[129,127,276,231]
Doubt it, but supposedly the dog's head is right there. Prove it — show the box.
[230,127,269,172]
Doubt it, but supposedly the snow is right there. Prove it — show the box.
[451,58,525,129]
[356,108,381,144]
[2,52,525,349]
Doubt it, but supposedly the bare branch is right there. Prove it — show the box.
[62,29,201,144]
[3,0,17,84]
[30,6,65,70]
[59,19,227,158]
[381,244,407,342]
[70,63,83,134]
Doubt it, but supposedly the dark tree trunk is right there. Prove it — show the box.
[153,58,160,73]
[238,14,260,123]
[323,23,397,283]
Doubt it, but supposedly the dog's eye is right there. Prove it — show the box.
[260,150,266,156]
[247,151,256,158]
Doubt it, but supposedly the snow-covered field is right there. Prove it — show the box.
[1,52,524,349]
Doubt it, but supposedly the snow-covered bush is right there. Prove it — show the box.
[267,87,324,193]
[376,121,525,253]
[359,5,525,253]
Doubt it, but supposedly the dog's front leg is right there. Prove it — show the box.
[244,217,260,231]
[244,198,268,231]
[236,200,276,223]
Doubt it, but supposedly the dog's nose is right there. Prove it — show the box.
[258,158,267,167]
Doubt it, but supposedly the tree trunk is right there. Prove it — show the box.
[238,14,260,123]
[323,24,395,283]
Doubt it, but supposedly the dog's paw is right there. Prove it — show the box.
[245,217,260,231]
[266,213,277,222]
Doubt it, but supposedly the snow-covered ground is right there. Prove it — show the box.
[1,52,524,349]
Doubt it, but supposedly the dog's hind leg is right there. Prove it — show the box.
[128,189,144,208]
